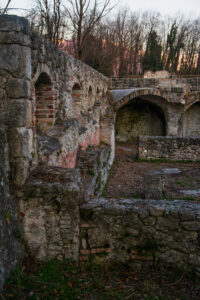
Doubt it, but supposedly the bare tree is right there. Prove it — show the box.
[27,0,66,46]
[65,0,115,60]
[1,0,12,14]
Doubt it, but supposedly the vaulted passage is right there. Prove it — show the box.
[115,98,166,143]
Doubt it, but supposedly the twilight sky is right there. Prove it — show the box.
[1,0,200,18]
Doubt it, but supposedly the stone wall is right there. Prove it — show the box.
[0,128,23,289]
[80,198,200,274]
[138,136,200,161]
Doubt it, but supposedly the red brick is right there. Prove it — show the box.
[81,223,90,228]
[91,248,111,254]
[80,249,90,255]
[79,256,89,261]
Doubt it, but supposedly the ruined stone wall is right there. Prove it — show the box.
[138,136,200,161]
[0,14,112,188]
[0,128,23,289]
[80,198,200,274]
[0,14,113,286]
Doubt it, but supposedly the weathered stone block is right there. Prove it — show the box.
[0,44,31,77]
[144,174,162,200]
[0,15,30,34]
[9,127,33,159]
[0,99,27,127]
[0,31,31,46]
[6,78,31,99]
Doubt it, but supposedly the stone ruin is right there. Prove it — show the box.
[1,14,200,289]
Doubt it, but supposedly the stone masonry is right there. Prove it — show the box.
[80,198,200,274]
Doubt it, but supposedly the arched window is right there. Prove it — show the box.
[34,73,54,131]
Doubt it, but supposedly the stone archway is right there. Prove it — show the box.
[115,98,166,144]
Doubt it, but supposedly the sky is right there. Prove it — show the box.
[1,0,200,19]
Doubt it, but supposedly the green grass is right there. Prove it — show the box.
[176,180,185,187]
[2,260,200,300]
[182,196,196,201]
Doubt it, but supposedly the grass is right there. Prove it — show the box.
[136,158,195,164]
[2,260,200,300]
[182,196,196,201]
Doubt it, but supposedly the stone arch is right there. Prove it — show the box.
[115,98,166,143]
[34,72,55,131]
[181,101,200,136]
[110,88,170,112]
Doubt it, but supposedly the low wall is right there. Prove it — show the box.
[80,198,200,273]
[110,77,199,92]
[138,136,200,161]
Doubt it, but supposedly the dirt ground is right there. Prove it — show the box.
[105,143,200,201]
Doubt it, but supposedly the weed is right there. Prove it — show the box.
[133,193,140,199]
[182,196,195,201]
[176,180,185,187]
[162,191,166,200]
[87,169,95,176]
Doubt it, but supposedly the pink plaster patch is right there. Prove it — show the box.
[58,149,78,168]
[80,128,100,150]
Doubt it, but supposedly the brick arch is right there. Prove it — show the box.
[34,72,55,131]
[72,82,83,116]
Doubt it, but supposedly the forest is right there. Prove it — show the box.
[2,0,200,77]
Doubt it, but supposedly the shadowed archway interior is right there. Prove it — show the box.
[115,98,166,143]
